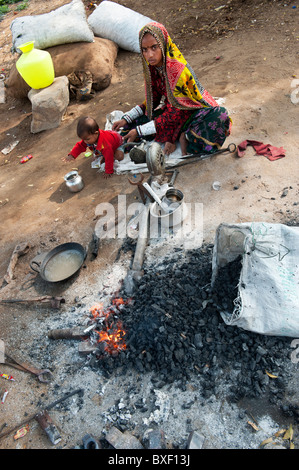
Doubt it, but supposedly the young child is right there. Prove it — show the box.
[62,116,124,178]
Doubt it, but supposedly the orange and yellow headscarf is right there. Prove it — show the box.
[139,22,218,120]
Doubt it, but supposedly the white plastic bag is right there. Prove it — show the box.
[88,1,153,52]
[212,222,299,337]
[11,0,94,53]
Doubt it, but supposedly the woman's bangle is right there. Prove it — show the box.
[136,121,156,137]
[122,105,144,124]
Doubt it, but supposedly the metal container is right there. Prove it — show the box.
[162,188,184,209]
[30,242,86,283]
[64,170,84,193]
[150,200,188,229]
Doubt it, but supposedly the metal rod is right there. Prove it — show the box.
[0,388,84,440]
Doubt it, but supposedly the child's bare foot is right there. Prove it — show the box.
[179,132,188,156]
[164,142,176,155]
[103,173,113,179]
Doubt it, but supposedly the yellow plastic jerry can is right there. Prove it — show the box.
[16,41,55,89]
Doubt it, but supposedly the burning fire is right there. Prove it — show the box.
[89,298,128,355]
[95,323,127,353]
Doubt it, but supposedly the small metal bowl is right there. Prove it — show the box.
[162,188,184,207]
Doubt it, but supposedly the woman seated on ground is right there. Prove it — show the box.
[112,21,232,156]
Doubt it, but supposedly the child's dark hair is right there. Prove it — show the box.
[77,117,99,138]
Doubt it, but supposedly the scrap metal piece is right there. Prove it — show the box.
[82,433,101,449]
[78,340,98,355]
[0,388,84,441]
[0,296,65,309]
[90,231,100,259]
[128,173,146,203]
[35,410,61,445]
[129,142,146,164]
[168,169,179,187]
[4,352,53,383]
[48,327,87,340]
[146,142,165,176]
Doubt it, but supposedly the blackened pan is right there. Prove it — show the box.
[30,242,86,283]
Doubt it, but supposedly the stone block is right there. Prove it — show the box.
[106,426,144,449]
[28,76,69,133]
[187,430,205,449]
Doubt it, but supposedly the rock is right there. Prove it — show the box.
[263,442,286,449]
[187,430,205,449]
[143,428,166,449]
[28,76,69,133]
[5,38,118,99]
[105,426,144,449]
[281,188,288,198]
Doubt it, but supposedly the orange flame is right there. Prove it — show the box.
[90,298,127,354]
[112,298,126,306]
[95,322,127,353]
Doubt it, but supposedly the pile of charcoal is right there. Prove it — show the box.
[95,244,295,410]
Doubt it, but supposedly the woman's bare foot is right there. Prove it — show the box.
[164,141,176,155]
[179,132,188,156]
[114,149,124,161]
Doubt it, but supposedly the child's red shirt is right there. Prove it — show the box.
[70,130,123,174]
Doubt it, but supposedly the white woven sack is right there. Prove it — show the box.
[212,222,299,337]
[88,1,153,52]
[11,0,94,53]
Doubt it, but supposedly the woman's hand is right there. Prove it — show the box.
[124,128,138,143]
[112,119,127,131]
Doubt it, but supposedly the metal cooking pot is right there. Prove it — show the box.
[64,170,84,193]
[161,188,184,208]
[142,183,184,214]
[30,242,86,283]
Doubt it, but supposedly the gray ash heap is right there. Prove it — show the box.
[93,244,297,415]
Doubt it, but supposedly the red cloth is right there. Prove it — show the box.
[70,130,123,174]
[237,140,286,161]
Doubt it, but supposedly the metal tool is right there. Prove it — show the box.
[48,326,93,340]
[4,353,53,383]
[182,142,236,159]
[166,142,237,169]
[168,169,179,187]
[142,182,172,213]
[35,410,61,445]
[0,296,65,309]
[128,173,147,203]
[128,170,179,203]
[0,388,84,441]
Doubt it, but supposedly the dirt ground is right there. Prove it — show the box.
[0,0,298,451]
